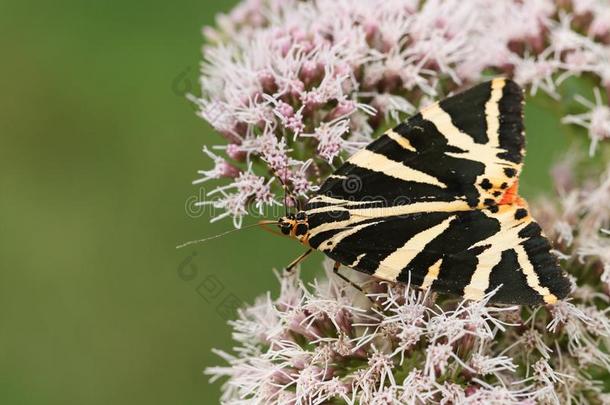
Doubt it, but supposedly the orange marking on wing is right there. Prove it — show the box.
[498,180,527,207]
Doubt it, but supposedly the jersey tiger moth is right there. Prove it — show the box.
[277,78,572,305]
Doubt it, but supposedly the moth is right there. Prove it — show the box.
[277,78,571,305]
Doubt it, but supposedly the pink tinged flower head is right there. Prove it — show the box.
[465,384,534,404]
[366,348,396,386]
[193,146,241,185]
[257,69,277,93]
[225,143,247,161]
[589,7,610,39]
[363,18,379,41]
[393,324,423,361]
[202,168,279,227]
[198,191,249,228]
[288,160,315,197]
[275,102,305,137]
[370,93,416,124]
[399,369,436,403]
[571,0,599,15]
[513,55,560,98]
[562,88,610,156]
[326,99,357,121]
[274,100,294,119]
[299,60,323,85]
[547,300,592,333]
[302,119,350,162]
[588,104,610,151]
[562,48,600,75]
[514,328,552,360]
[469,353,517,377]
[424,343,453,378]
[438,382,467,404]
[190,98,243,144]
[554,220,574,246]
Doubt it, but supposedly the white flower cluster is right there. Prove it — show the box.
[192,0,610,227]
[206,259,610,404]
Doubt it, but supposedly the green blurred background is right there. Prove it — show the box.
[0,1,583,404]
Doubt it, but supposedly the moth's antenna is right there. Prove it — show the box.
[176,220,277,249]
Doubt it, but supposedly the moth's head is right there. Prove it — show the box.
[278,211,309,242]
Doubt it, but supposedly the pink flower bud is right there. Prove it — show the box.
[326,100,356,121]
[464,385,478,396]
[218,161,240,178]
[300,60,323,85]
[589,12,610,39]
[275,101,294,118]
[226,143,247,161]
[363,20,379,41]
[289,79,305,98]
[278,37,293,57]
[202,26,221,43]
[258,70,277,93]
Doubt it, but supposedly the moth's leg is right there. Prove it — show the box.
[332,262,381,308]
[332,261,366,294]
[284,249,313,272]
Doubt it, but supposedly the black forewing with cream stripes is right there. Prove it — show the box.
[312,78,524,211]
[304,78,571,304]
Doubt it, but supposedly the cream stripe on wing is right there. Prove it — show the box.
[374,216,455,281]
[307,195,384,207]
[484,78,506,148]
[514,245,558,305]
[386,129,417,152]
[306,199,470,217]
[462,249,504,301]
[348,149,446,188]
[422,102,498,164]
[317,220,383,253]
[421,258,442,290]
[462,206,528,300]
[421,102,478,152]
[307,217,364,239]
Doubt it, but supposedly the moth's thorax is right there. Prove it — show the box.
[278,211,310,245]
